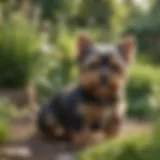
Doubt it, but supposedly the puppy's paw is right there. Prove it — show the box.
[90,131,105,144]
[71,132,90,149]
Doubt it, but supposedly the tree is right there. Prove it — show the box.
[33,0,77,22]
[78,0,125,25]
[126,0,160,63]
[150,0,160,12]
[76,0,127,40]
[124,0,141,21]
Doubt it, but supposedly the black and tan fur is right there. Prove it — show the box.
[37,35,135,148]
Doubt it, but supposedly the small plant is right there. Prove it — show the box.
[0,121,9,144]
[0,100,15,143]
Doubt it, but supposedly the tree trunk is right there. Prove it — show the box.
[0,3,3,23]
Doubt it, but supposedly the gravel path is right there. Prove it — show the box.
[0,115,152,160]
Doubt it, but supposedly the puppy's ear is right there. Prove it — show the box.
[118,36,135,63]
[76,34,93,60]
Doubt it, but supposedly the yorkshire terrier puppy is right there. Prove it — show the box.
[37,34,135,148]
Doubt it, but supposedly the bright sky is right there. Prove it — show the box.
[134,0,148,5]
[118,0,150,10]
[134,0,149,10]
[134,0,143,3]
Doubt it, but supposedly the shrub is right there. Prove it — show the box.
[79,132,151,160]
[79,119,160,160]
[0,16,41,88]
[36,28,76,101]
[126,63,160,119]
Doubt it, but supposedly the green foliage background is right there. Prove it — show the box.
[0,0,159,154]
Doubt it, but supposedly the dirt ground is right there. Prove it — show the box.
[0,112,152,160]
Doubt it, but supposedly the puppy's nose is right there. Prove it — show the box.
[100,74,108,85]
[100,69,108,85]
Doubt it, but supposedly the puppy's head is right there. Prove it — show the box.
[76,35,135,97]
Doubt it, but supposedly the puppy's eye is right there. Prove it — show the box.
[88,63,99,70]
[110,64,120,72]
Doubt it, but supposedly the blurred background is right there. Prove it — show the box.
[0,0,160,160]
